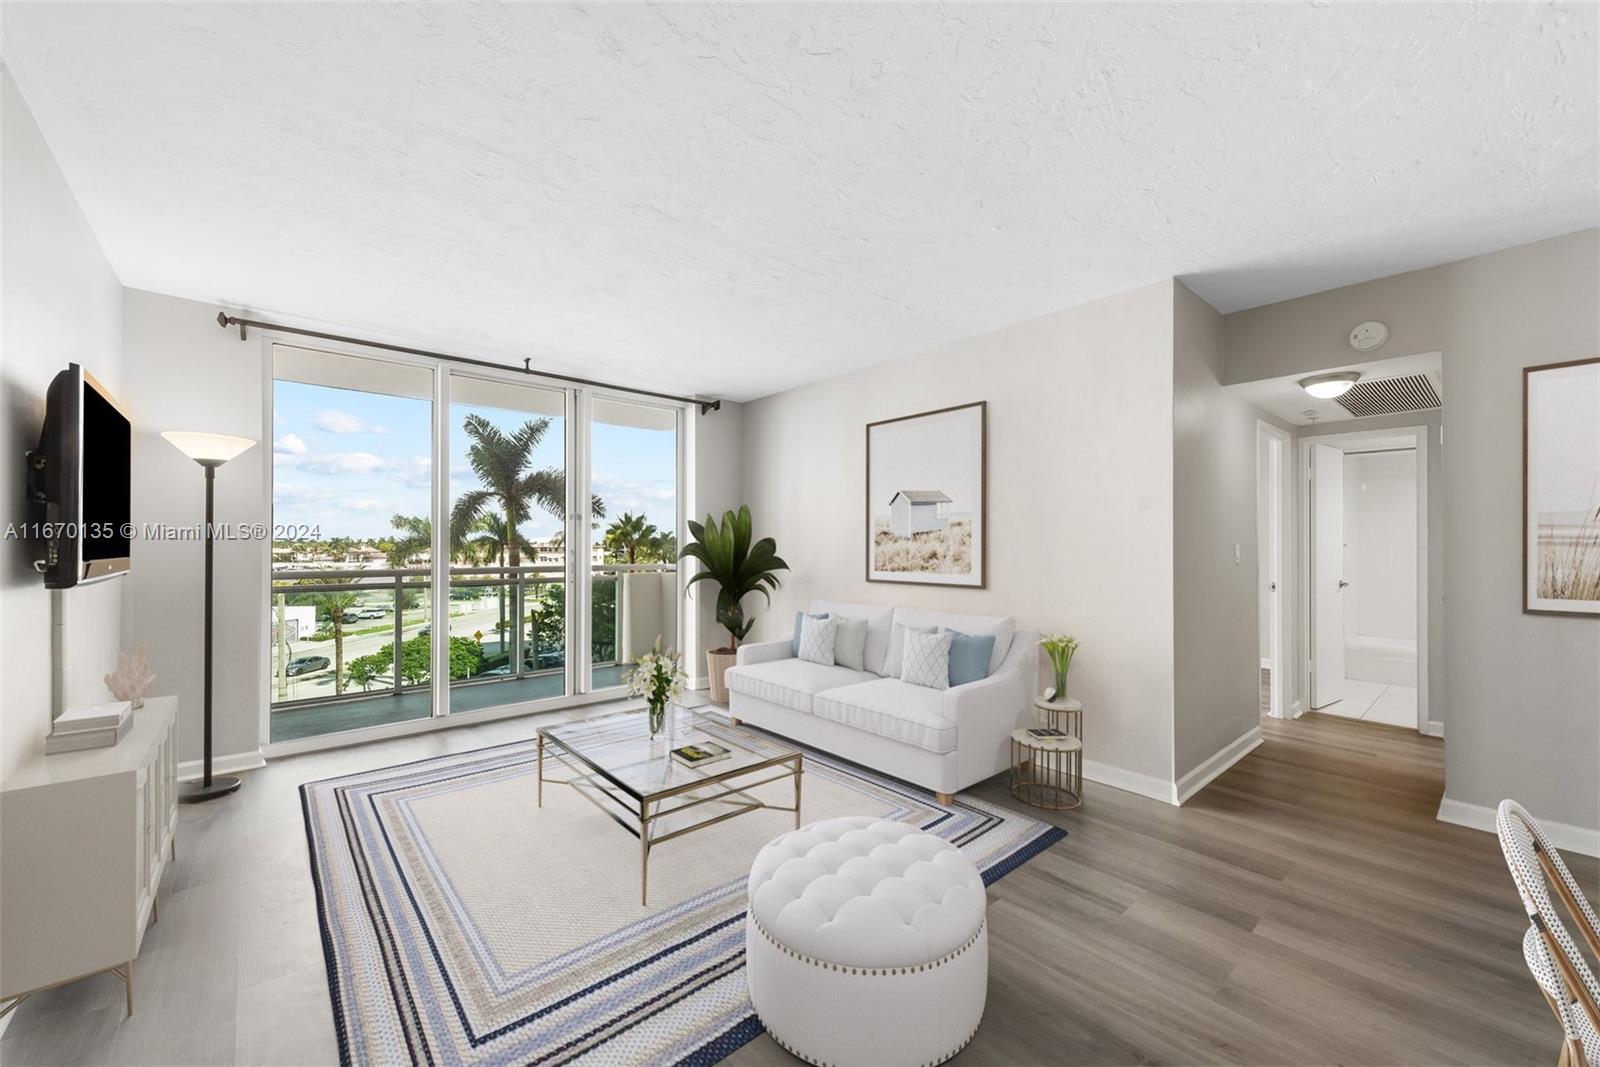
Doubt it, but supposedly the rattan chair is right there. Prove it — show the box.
[1497,799,1600,1067]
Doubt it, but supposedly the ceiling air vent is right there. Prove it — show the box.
[1336,373,1441,418]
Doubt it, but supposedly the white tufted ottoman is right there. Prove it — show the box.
[745,817,988,1067]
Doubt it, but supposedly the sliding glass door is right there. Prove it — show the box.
[267,345,685,748]
[446,374,571,713]
[268,346,436,743]
[587,397,681,692]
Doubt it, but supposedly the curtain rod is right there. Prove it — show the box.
[215,312,722,415]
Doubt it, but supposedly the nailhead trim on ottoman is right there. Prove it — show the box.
[745,817,989,1067]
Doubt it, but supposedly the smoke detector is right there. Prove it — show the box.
[1349,321,1388,352]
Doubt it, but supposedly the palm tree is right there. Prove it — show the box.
[604,512,662,564]
[387,513,432,568]
[308,589,361,694]
[450,414,604,660]
[449,414,604,564]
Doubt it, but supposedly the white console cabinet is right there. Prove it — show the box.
[0,695,178,1015]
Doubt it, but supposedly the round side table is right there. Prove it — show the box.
[1010,728,1082,811]
[1033,695,1082,740]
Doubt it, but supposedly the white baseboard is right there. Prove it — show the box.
[178,749,265,782]
[1082,759,1174,805]
[1423,719,1444,738]
[1173,726,1264,805]
[1437,796,1600,858]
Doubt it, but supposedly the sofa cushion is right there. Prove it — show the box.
[945,628,996,686]
[725,658,877,714]
[813,678,957,754]
[883,622,937,679]
[900,630,952,691]
[893,608,1016,675]
[790,611,829,657]
[797,615,837,666]
[832,616,868,671]
[809,601,895,675]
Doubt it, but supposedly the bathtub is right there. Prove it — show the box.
[1346,634,1417,687]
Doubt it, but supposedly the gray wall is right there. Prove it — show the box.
[1225,229,1599,833]
[1442,232,1598,830]
[687,398,745,684]
[740,281,1179,794]
[1172,281,1262,782]
[120,289,267,766]
[1,69,125,777]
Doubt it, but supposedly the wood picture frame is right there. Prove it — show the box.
[1523,356,1600,617]
[865,401,986,588]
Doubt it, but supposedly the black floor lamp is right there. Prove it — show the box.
[162,430,257,803]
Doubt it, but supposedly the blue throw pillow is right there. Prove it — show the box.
[945,628,996,686]
[791,612,830,657]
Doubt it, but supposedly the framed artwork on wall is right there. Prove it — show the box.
[1524,357,1600,617]
[865,401,986,587]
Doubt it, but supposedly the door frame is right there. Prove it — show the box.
[1296,424,1430,732]
[1257,420,1295,718]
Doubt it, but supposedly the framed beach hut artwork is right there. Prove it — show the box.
[866,401,986,587]
[1524,357,1600,617]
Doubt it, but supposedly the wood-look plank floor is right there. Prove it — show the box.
[2,709,1591,1066]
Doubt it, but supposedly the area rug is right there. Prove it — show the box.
[301,715,1065,1066]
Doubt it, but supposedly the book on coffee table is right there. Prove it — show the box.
[671,741,732,768]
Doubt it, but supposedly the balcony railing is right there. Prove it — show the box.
[267,562,677,717]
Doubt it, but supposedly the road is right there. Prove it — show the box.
[269,594,531,702]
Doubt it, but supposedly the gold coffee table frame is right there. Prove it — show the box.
[537,708,803,905]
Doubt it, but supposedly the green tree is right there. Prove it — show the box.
[604,512,661,564]
[307,589,361,694]
[386,513,433,568]
[357,633,483,686]
[345,658,381,692]
[448,414,604,570]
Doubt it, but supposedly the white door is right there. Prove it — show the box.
[1265,435,1283,716]
[1311,444,1346,709]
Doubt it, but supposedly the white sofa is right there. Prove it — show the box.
[724,600,1038,801]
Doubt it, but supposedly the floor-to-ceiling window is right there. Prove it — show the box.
[268,346,436,743]
[267,344,684,748]
[446,374,572,713]
[588,397,681,692]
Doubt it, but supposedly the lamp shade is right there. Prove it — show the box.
[161,430,257,465]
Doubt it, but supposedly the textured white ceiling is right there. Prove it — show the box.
[3,3,1595,401]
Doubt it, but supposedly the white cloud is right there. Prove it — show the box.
[312,409,385,434]
[273,433,307,455]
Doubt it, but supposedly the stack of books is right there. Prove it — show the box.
[44,700,133,754]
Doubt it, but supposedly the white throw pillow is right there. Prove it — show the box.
[797,615,838,666]
[900,630,952,690]
[832,616,868,671]
[883,622,937,678]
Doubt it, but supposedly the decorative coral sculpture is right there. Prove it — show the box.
[106,645,157,708]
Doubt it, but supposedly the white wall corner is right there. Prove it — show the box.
[1082,759,1177,805]
[1424,719,1444,738]
[1437,796,1600,859]
[178,748,266,782]
[1174,725,1264,805]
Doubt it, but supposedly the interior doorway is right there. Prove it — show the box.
[1299,427,1429,732]
[1256,421,1293,717]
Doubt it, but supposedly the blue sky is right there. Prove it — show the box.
[272,381,676,542]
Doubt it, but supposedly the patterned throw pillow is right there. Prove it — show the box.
[883,623,937,678]
[900,630,953,690]
[791,611,829,657]
[797,615,838,666]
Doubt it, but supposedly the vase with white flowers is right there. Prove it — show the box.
[627,639,687,738]
[1040,634,1080,702]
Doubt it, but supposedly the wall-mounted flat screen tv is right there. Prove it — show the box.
[29,363,132,588]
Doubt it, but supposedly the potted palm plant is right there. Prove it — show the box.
[680,506,788,704]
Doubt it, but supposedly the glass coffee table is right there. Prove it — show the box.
[537,704,803,904]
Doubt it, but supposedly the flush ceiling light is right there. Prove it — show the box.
[1299,371,1361,399]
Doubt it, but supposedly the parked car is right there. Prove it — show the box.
[535,648,565,670]
[356,606,388,619]
[286,655,331,677]
[340,611,362,624]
